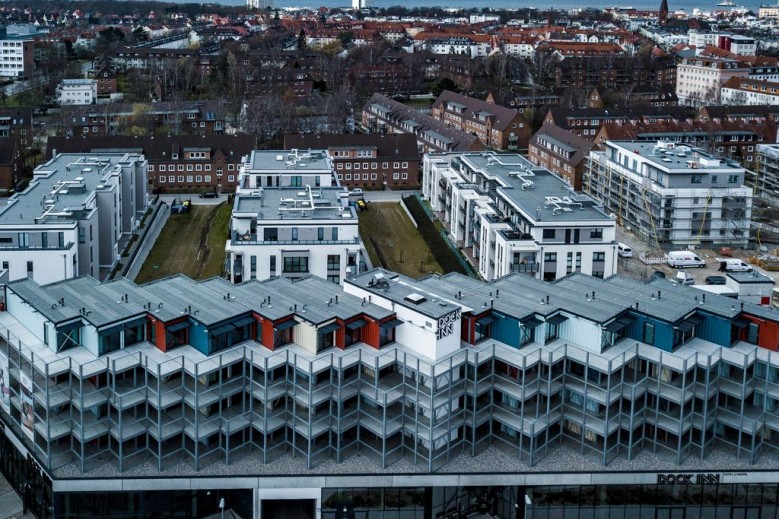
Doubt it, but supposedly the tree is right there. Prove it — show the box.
[297,29,307,51]
[432,77,459,97]
[132,26,149,43]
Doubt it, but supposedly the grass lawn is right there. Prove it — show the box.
[135,203,231,283]
[403,98,433,109]
[359,202,442,278]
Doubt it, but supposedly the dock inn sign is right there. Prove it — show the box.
[657,473,722,484]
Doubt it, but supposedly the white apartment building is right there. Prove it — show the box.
[0,38,33,78]
[423,37,490,58]
[721,77,779,106]
[423,152,617,282]
[56,79,97,106]
[225,149,366,284]
[0,152,148,284]
[676,57,750,106]
[688,30,718,49]
[586,140,752,248]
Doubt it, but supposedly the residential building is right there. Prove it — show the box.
[754,143,779,203]
[721,77,779,106]
[543,106,690,140]
[676,56,750,107]
[225,149,366,284]
[759,4,779,18]
[586,140,752,248]
[423,152,617,281]
[0,107,33,148]
[553,55,676,90]
[0,137,23,192]
[4,265,779,518]
[528,123,594,190]
[719,35,758,57]
[361,93,485,153]
[94,64,118,98]
[430,91,530,151]
[47,135,255,193]
[61,101,225,137]
[0,152,148,284]
[0,37,33,78]
[56,79,97,106]
[284,133,420,190]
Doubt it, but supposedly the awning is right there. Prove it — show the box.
[521,316,542,328]
[733,318,750,329]
[346,319,367,330]
[604,316,634,333]
[380,318,404,330]
[546,314,569,326]
[166,321,189,333]
[274,319,297,332]
[209,323,234,336]
[318,322,340,334]
[231,316,256,329]
[476,314,498,326]
[677,321,696,333]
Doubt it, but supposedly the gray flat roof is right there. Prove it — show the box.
[607,141,742,172]
[233,187,355,222]
[247,149,331,172]
[460,154,612,223]
[0,153,140,225]
[728,271,775,284]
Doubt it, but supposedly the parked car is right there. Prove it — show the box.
[349,188,363,197]
[617,243,633,258]
[199,191,218,198]
[666,251,706,268]
[715,258,753,272]
[705,275,727,285]
[676,271,695,285]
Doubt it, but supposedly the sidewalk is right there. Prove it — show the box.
[0,472,31,519]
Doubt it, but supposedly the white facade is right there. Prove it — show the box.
[0,153,148,284]
[423,152,618,282]
[225,149,366,284]
[721,80,779,106]
[57,79,97,106]
[676,57,750,107]
[688,30,718,49]
[0,39,30,78]
[586,141,752,248]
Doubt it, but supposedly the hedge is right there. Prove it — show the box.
[402,195,468,275]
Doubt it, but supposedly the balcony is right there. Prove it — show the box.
[231,237,361,246]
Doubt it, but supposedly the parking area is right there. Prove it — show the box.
[614,227,779,286]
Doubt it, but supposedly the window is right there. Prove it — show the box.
[355,163,360,170]
[186,175,193,182]
[270,255,276,275]
[593,251,605,262]
[543,229,555,239]
[148,165,154,172]
[178,165,184,171]
[228,175,235,182]
[26,261,33,273]
[160,176,166,183]
[169,176,175,183]
[205,165,211,171]
[327,254,340,270]
[318,227,324,241]
[18,232,28,248]
[264,228,278,241]
[41,233,48,248]
[643,322,655,345]
[78,228,86,244]
[371,174,377,180]
[393,173,399,180]
[205,175,212,182]
[195,176,202,182]
[291,228,298,241]
[345,174,351,180]
[1,262,7,270]
[178,176,184,183]
[187,164,193,171]
[402,173,408,179]
[729,175,739,184]
[159,165,166,172]
[544,252,557,262]
[363,174,369,180]
[332,227,338,240]
[283,256,309,273]
[590,228,603,239]
[228,164,235,171]
[691,174,702,183]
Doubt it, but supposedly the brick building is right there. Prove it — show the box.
[431,90,531,150]
[284,133,420,190]
[528,123,594,190]
[0,137,24,192]
[47,135,255,193]
[0,107,33,149]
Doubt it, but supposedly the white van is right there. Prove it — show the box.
[617,243,633,257]
[666,250,706,268]
[715,258,753,272]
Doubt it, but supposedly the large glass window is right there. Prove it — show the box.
[283,256,309,273]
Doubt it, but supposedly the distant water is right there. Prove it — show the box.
[204,0,769,13]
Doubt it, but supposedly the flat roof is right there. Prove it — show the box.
[607,141,743,172]
[459,153,612,223]
[233,187,355,222]
[247,149,331,172]
[0,153,140,226]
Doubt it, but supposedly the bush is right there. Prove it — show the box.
[403,195,468,275]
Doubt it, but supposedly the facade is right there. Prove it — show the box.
[528,123,594,190]
[430,91,530,151]
[676,57,750,107]
[0,152,147,284]
[0,137,23,192]
[61,101,225,137]
[3,266,779,518]
[361,93,485,153]
[225,149,366,284]
[0,38,33,78]
[48,135,255,193]
[56,79,97,106]
[544,106,690,140]
[423,152,617,281]
[283,133,420,190]
[721,77,779,106]
[754,143,779,203]
[0,107,33,148]
[586,140,752,248]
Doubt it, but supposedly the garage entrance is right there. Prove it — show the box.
[260,498,316,519]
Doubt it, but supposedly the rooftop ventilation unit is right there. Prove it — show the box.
[404,293,427,304]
